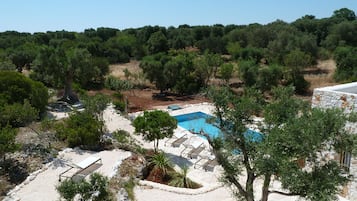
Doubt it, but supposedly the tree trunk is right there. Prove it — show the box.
[63,72,78,103]
[245,171,255,201]
[64,72,73,98]
[241,136,255,201]
[261,174,271,201]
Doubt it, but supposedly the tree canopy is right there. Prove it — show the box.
[32,46,107,103]
[0,8,356,96]
[0,71,48,112]
[133,110,177,152]
[334,46,357,82]
[206,86,356,201]
[0,71,48,127]
[140,51,205,94]
[55,111,105,149]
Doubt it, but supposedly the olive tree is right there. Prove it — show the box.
[32,47,103,103]
[206,86,356,201]
[133,110,177,152]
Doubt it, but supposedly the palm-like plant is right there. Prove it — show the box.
[149,152,172,175]
[168,166,196,188]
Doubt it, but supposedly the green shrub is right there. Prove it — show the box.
[0,100,38,127]
[113,130,142,153]
[40,118,54,131]
[113,130,130,143]
[113,100,125,112]
[0,71,48,113]
[57,173,111,201]
[72,82,87,96]
[56,179,78,201]
[168,166,201,189]
[123,178,136,201]
[105,76,133,91]
[55,112,105,150]
[112,92,123,100]
[317,48,331,60]
[0,125,19,161]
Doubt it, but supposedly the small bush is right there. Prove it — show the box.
[0,100,38,127]
[105,76,133,91]
[113,130,142,153]
[40,118,54,131]
[112,92,123,100]
[57,173,112,201]
[317,48,331,60]
[113,130,130,143]
[72,83,87,96]
[123,178,136,200]
[113,100,125,112]
[55,112,105,150]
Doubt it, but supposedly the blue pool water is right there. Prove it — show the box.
[174,112,262,141]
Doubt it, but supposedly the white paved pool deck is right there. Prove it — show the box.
[130,102,349,201]
[4,102,350,201]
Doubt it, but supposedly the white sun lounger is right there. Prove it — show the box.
[75,156,101,169]
[194,153,218,171]
[165,130,189,147]
[180,138,205,159]
[59,156,102,182]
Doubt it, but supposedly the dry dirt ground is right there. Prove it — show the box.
[109,60,209,112]
[109,59,337,110]
[304,59,337,90]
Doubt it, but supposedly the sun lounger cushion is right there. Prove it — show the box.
[172,136,188,147]
[76,156,101,169]
[203,159,219,172]
[168,105,182,110]
[188,145,205,159]
[191,140,203,149]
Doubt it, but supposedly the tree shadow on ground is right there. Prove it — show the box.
[152,93,173,101]
[175,96,194,101]
[165,152,193,168]
[51,158,69,169]
[0,158,29,184]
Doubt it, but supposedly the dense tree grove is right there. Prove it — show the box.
[0,8,356,95]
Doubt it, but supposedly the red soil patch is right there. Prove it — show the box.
[122,89,209,112]
[88,88,209,113]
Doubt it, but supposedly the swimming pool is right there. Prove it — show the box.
[174,112,262,140]
[174,112,221,138]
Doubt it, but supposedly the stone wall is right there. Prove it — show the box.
[312,82,357,113]
[312,82,357,201]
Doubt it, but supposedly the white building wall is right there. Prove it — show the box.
[312,82,357,201]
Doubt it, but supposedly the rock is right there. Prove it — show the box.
[27,175,36,182]
[117,188,129,201]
